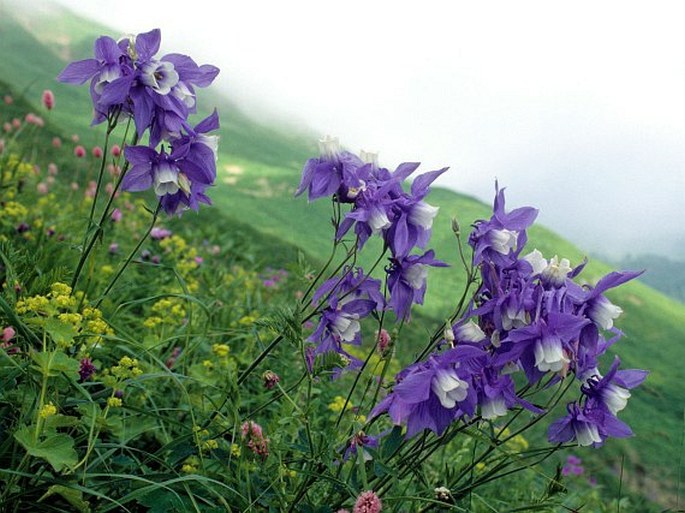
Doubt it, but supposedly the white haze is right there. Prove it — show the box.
[37,0,685,259]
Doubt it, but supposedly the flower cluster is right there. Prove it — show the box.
[370,184,647,447]
[300,138,448,368]
[58,29,220,215]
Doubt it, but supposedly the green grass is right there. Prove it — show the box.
[1,4,682,507]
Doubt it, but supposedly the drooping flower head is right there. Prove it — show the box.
[370,345,484,438]
[58,29,219,144]
[308,267,384,368]
[386,250,447,322]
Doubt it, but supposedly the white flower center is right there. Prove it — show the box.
[359,149,378,166]
[409,201,439,229]
[454,321,486,343]
[368,207,390,233]
[533,336,569,372]
[588,296,623,330]
[153,161,179,196]
[172,82,196,108]
[431,368,468,408]
[541,255,572,286]
[602,383,631,415]
[523,249,548,275]
[318,135,340,159]
[575,422,602,446]
[481,396,508,419]
[333,313,361,342]
[140,60,179,95]
[501,305,527,331]
[489,228,518,254]
[404,263,428,289]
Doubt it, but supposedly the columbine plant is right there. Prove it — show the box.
[58,28,220,292]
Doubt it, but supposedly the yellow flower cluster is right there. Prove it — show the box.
[181,456,200,474]
[193,425,219,452]
[107,397,123,408]
[110,356,143,379]
[211,343,230,358]
[328,396,351,413]
[1,201,28,220]
[39,402,57,419]
[16,283,113,349]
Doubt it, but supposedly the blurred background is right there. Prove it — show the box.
[41,0,685,263]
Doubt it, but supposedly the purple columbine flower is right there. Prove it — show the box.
[308,268,384,365]
[581,356,648,416]
[494,312,590,384]
[382,166,448,258]
[386,250,448,322]
[548,401,633,447]
[370,345,484,437]
[122,141,215,215]
[469,183,538,268]
[58,29,219,144]
[295,136,364,202]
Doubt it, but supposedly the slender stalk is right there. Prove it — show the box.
[94,201,161,308]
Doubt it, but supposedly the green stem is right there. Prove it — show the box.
[94,201,161,308]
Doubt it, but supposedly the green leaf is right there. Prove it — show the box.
[14,425,78,472]
[31,350,79,378]
[43,318,78,348]
[39,485,91,512]
[44,414,80,429]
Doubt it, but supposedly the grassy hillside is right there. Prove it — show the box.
[1,3,682,507]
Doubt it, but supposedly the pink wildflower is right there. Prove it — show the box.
[111,208,122,222]
[74,145,86,158]
[92,146,103,158]
[48,163,58,176]
[353,490,382,513]
[3,95,13,105]
[12,118,21,128]
[70,182,79,191]
[42,90,55,110]
[2,123,11,133]
[241,421,270,460]
[37,182,49,195]
[376,329,391,355]
[150,227,172,240]
[52,136,62,148]
[111,144,121,157]
[71,134,79,143]
[3,327,15,342]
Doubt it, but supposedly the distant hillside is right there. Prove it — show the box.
[615,254,685,304]
[1,2,683,507]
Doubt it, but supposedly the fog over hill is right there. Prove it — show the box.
[9,0,685,260]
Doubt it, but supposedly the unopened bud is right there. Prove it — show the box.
[451,217,460,236]
[262,370,280,390]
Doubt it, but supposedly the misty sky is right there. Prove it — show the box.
[47,0,685,258]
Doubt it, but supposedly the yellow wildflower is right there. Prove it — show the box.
[39,402,57,419]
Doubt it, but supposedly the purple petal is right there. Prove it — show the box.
[124,145,157,166]
[57,59,100,84]
[394,370,433,404]
[411,167,448,197]
[194,109,220,133]
[99,76,132,106]
[135,29,161,61]
[614,369,649,389]
[392,162,421,182]
[121,164,152,192]
[94,36,122,63]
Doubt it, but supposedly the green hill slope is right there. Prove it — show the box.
[1,3,682,506]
